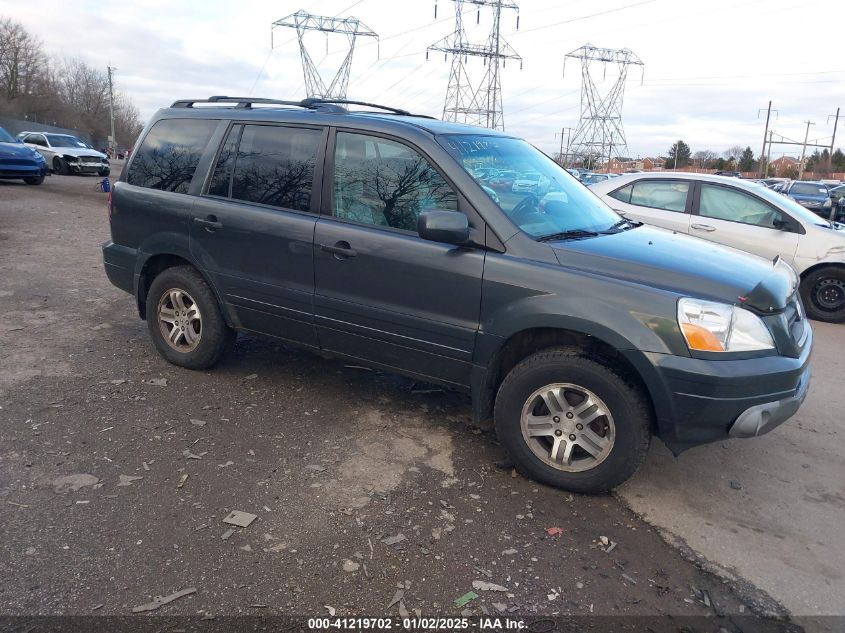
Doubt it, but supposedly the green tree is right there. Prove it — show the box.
[832,149,845,171]
[738,146,755,172]
[667,140,691,169]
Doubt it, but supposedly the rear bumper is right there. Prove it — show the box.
[102,240,136,296]
[639,326,813,453]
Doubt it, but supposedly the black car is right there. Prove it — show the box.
[103,96,812,493]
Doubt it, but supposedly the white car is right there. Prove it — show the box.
[511,171,550,196]
[18,131,110,176]
[589,172,845,323]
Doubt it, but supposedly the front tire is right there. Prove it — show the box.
[494,347,652,494]
[145,266,234,369]
[24,175,45,185]
[800,266,845,323]
[98,167,110,177]
[52,157,67,175]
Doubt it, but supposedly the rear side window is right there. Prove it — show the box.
[229,124,321,212]
[699,184,783,228]
[612,180,689,213]
[126,118,217,193]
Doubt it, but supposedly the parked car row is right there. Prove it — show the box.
[589,172,845,323]
[17,131,110,177]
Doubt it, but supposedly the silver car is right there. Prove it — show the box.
[589,172,845,323]
[18,132,110,176]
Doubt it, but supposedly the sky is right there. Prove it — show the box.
[2,0,843,159]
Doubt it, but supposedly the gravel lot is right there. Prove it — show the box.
[0,167,832,630]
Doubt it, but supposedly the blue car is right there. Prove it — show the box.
[782,180,832,216]
[0,126,49,185]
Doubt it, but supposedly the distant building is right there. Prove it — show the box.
[769,156,799,176]
[641,157,665,170]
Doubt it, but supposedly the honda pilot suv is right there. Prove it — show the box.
[103,96,813,493]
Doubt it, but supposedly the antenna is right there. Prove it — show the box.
[564,44,643,170]
[272,10,378,100]
[428,0,521,130]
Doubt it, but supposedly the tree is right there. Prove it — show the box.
[667,140,691,169]
[723,145,744,168]
[692,149,718,168]
[0,17,45,101]
[738,146,755,172]
[832,149,845,171]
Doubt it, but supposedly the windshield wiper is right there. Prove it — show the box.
[537,229,600,242]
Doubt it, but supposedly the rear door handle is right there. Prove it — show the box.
[193,216,223,231]
[320,242,357,258]
[691,223,716,232]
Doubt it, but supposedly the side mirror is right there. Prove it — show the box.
[773,217,796,232]
[417,210,470,245]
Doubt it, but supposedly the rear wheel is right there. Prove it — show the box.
[52,157,67,175]
[494,347,652,493]
[800,266,845,323]
[145,266,234,369]
[23,175,44,185]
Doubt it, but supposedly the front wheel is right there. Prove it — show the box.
[494,348,652,493]
[98,168,110,177]
[52,157,67,175]
[800,266,845,323]
[145,266,234,369]
[24,175,45,185]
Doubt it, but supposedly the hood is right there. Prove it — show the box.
[550,225,795,311]
[0,141,42,160]
[55,147,107,159]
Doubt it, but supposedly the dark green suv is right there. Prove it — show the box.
[103,97,812,493]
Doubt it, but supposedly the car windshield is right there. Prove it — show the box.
[46,134,87,148]
[0,127,17,143]
[790,182,828,196]
[438,134,621,238]
[755,185,834,226]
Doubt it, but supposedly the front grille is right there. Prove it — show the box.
[79,155,103,163]
[0,158,37,166]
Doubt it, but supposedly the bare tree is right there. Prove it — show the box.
[692,149,718,168]
[0,17,45,102]
[723,145,744,162]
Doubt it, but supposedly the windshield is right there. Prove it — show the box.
[756,185,833,226]
[0,127,17,143]
[438,134,621,238]
[790,182,828,197]
[46,134,87,148]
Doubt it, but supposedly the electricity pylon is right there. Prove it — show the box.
[272,10,378,99]
[428,0,521,130]
[564,44,643,168]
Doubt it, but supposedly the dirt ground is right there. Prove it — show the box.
[0,167,812,630]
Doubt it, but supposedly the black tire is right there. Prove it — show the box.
[24,175,45,185]
[98,168,110,177]
[145,265,234,369]
[800,266,845,323]
[494,347,652,494]
[52,157,67,175]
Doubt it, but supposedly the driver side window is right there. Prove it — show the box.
[699,184,783,228]
[333,132,458,233]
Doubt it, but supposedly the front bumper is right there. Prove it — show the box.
[0,162,49,179]
[639,325,813,453]
[68,161,109,174]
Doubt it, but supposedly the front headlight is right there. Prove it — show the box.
[677,298,775,353]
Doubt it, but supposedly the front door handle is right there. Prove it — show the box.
[194,216,223,231]
[691,223,716,232]
[320,242,357,258]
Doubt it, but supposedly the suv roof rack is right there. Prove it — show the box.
[170,96,432,118]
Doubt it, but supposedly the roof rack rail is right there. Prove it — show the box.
[299,98,412,116]
[169,96,431,118]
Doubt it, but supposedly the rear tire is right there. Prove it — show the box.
[145,266,234,369]
[800,266,845,323]
[52,157,67,175]
[494,347,652,494]
[24,175,45,185]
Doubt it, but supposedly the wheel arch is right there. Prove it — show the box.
[798,260,845,281]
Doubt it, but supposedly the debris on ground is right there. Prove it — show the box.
[387,589,404,609]
[52,474,99,493]
[221,529,235,541]
[454,591,478,607]
[223,510,257,528]
[244,374,258,380]
[381,533,406,546]
[305,465,327,472]
[131,587,197,613]
[342,559,360,572]
[218,461,234,468]
[493,602,507,612]
[117,475,143,487]
[621,573,638,585]
[729,480,742,490]
[544,527,564,537]
[176,474,188,489]
[146,378,168,387]
[472,580,508,592]
[182,449,205,460]
[325,606,336,616]
[189,419,207,427]
[502,548,518,556]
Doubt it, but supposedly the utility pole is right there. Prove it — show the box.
[757,100,777,178]
[827,107,840,173]
[673,140,680,171]
[765,130,773,177]
[555,127,573,166]
[798,120,815,180]
[107,66,117,158]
